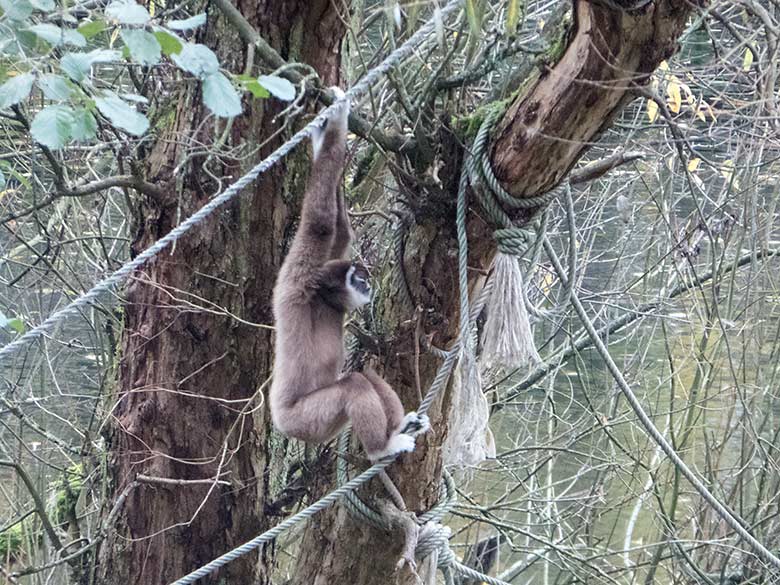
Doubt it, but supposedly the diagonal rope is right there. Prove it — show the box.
[158,3,467,584]
[0,0,463,372]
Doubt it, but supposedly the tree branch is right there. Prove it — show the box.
[1,175,165,224]
[211,0,414,154]
[502,247,780,402]
[0,460,63,552]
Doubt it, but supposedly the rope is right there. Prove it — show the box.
[542,236,780,572]
[164,3,466,583]
[0,0,464,372]
[170,459,393,584]
[330,161,504,584]
[468,106,560,249]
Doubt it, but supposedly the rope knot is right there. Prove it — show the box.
[493,226,534,256]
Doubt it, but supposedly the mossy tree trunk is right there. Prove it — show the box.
[96,1,345,583]
[95,0,701,583]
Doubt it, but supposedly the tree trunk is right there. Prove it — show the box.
[96,2,344,583]
[292,1,700,584]
[94,0,701,583]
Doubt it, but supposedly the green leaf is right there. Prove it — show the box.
[6,318,24,334]
[121,29,161,65]
[171,43,219,79]
[166,13,206,31]
[28,23,86,47]
[60,49,121,81]
[464,0,483,36]
[0,73,35,110]
[0,0,33,21]
[77,20,107,39]
[30,104,75,149]
[70,107,97,141]
[153,30,182,56]
[95,91,149,135]
[236,73,270,97]
[202,72,242,118]
[244,80,269,98]
[60,53,91,81]
[105,0,150,26]
[0,164,29,188]
[30,0,55,10]
[37,74,71,100]
[257,75,295,101]
[120,93,148,103]
[505,0,521,34]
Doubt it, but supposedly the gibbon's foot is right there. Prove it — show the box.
[367,433,416,461]
[399,411,430,436]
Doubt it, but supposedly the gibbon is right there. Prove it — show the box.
[270,88,428,460]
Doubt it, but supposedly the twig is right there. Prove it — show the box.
[136,474,232,487]
[210,0,414,154]
[0,460,63,551]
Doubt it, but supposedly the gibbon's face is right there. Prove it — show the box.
[346,263,371,309]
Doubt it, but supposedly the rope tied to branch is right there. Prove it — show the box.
[465,104,561,370]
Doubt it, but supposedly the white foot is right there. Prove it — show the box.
[399,411,430,436]
[367,433,416,461]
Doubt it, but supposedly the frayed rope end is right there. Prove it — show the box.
[481,252,541,370]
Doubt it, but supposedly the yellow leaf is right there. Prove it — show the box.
[695,107,706,122]
[720,159,734,183]
[743,48,754,71]
[687,158,701,172]
[647,98,659,123]
[149,0,155,17]
[705,102,717,122]
[540,271,555,295]
[667,80,682,114]
[537,18,545,31]
[659,60,669,71]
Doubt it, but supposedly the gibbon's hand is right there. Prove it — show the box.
[311,86,350,160]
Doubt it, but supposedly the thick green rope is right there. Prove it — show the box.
[468,105,561,257]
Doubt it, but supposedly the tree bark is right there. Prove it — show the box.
[96,1,345,583]
[94,0,702,583]
[292,1,700,584]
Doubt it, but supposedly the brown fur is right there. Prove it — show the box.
[270,95,408,458]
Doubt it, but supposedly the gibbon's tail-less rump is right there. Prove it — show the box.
[270,88,429,460]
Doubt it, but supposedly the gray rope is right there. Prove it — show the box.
[165,3,465,583]
[170,459,393,585]
[332,162,494,579]
[0,0,464,372]
[457,167,473,352]
[542,236,780,572]
[470,108,558,214]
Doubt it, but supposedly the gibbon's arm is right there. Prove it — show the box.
[286,96,350,273]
